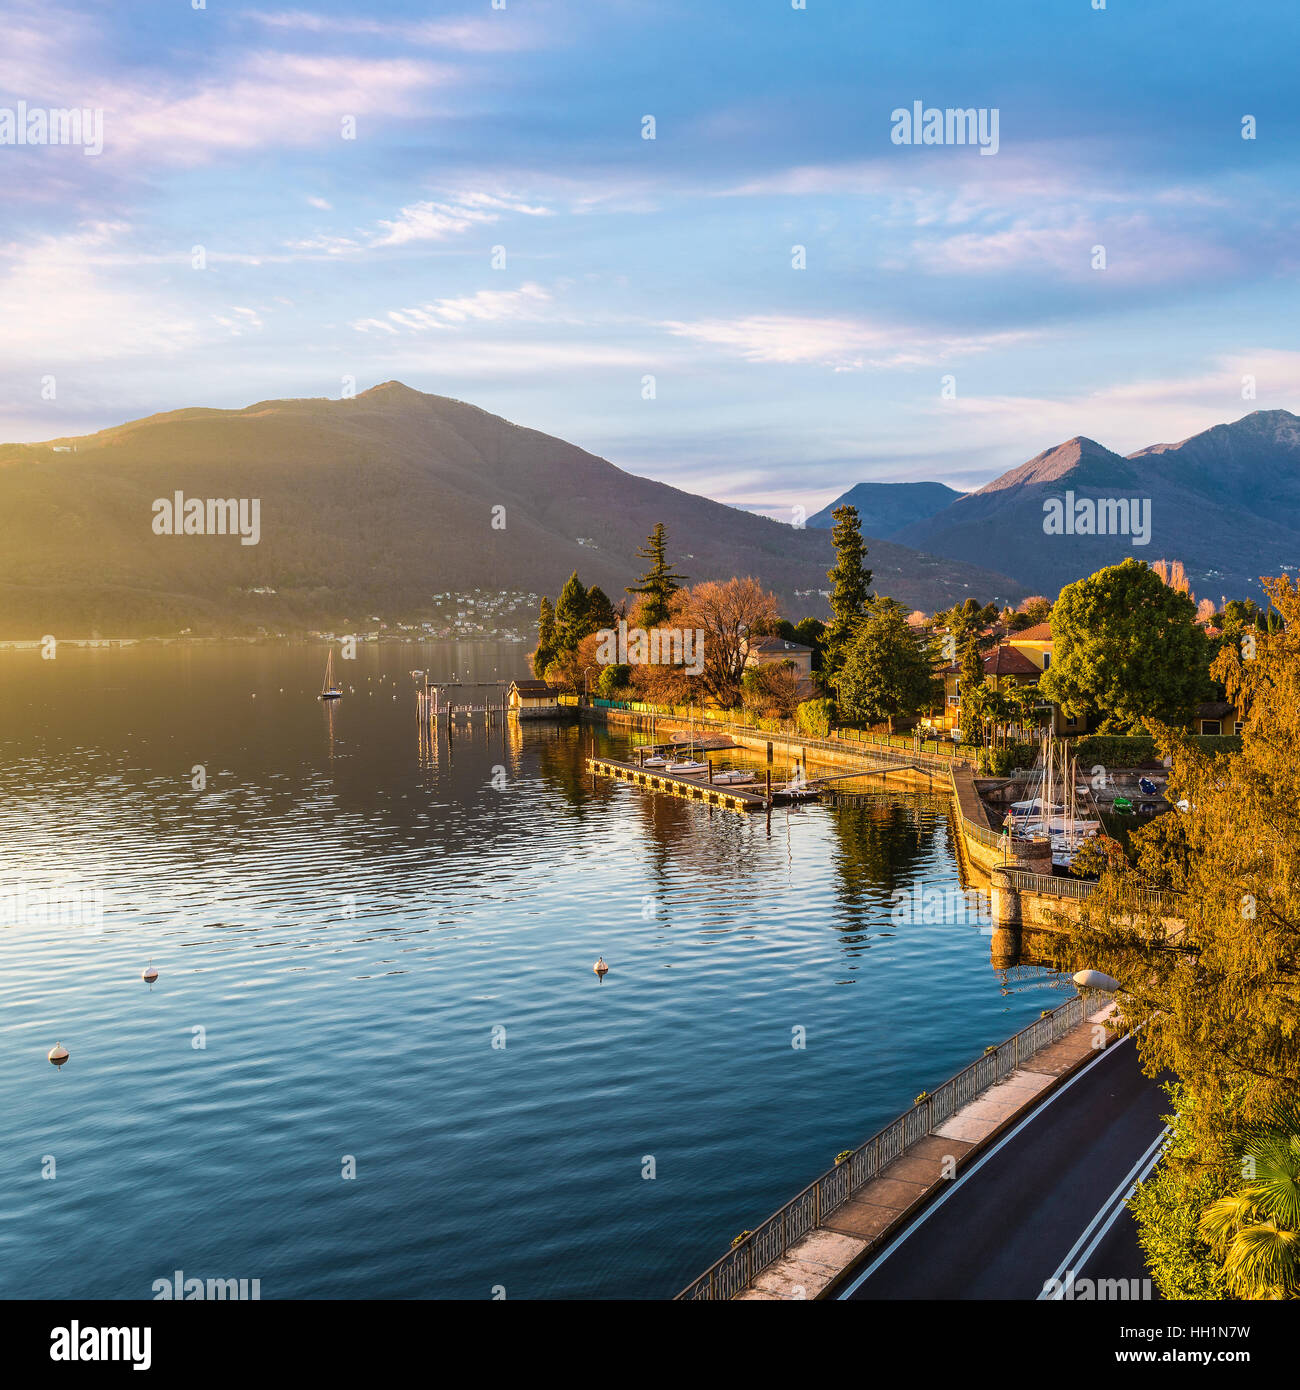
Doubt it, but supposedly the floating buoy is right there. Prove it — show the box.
[48,1041,69,1066]
[593,957,609,977]
[142,961,158,983]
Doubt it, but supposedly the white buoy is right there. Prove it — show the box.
[142,961,159,983]
[48,1041,69,1065]
[593,956,609,977]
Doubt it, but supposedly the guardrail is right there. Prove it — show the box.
[675,993,1090,1300]
[1001,867,1177,912]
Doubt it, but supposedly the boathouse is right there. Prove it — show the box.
[508,679,563,719]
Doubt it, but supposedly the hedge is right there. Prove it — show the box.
[1073,734,1241,766]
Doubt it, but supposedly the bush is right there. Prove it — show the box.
[597,664,631,698]
[1129,1158,1230,1299]
[977,743,1036,776]
[796,698,834,739]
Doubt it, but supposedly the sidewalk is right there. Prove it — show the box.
[735,1003,1118,1299]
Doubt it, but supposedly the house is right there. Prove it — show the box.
[1195,699,1243,736]
[1003,625,1086,735]
[508,679,562,719]
[745,637,814,676]
[930,637,1079,737]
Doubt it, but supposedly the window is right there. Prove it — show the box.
[1041,652,1051,669]
[1234,721,1244,735]
[1201,719,1221,735]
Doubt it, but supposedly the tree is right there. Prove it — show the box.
[1047,575,1300,1295]
[742,660,802,719]
[585,585,616,634]
[532,596,557,678]
[836,601,936,733]
[792,616,826,669]
[1007,596,1052,631]
[958,634,986,746]
[553,571,591,651]
[1039,558,1211,730]
[1153,557,1192,597]
[596,663,631,698]
[668,577,779,707]
[1198,1106,1300,1299]
[823,505,873,681]
[626,523,687,628]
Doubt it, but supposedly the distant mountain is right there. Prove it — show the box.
[807,481,962,535]
[0,383,1025,636]
[892,410,1300,600]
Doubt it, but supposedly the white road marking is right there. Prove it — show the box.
[836,1032,1135,1299]
[1040,1125,1170,1299]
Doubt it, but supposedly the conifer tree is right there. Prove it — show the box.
[626,523,687,628]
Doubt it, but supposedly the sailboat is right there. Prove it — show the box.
[1003,735,1099,868]
[318,649,343,700]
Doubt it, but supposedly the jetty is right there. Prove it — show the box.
[585,756,812,812]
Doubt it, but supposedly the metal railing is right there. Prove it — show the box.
[1001,868,1177,913]
[675,993,1090,1300]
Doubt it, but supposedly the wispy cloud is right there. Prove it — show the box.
[243,9,542,52]
[0,223,200,364]
[352,283,553,334]
[660,314,1035,371]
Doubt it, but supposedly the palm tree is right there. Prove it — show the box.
[1198,1111,1300,1299]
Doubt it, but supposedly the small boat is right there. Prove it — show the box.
[1138,776,1158,796]
[1112,796,1134,814]
[318,649,343,700]
[665,760,709,775]
[711,770,755,785]
[642,754,668,768]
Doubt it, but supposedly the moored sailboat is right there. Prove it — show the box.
[318,649,343,700]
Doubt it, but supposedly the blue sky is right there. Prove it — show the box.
[2,0,1297,516]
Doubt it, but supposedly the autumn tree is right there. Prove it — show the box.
[1040,558,1211,730]
[667,577,779,707]
[1048,575,1300,1296]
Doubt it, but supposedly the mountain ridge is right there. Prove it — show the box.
[0,384,1025,637]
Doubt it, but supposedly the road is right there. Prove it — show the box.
[840,1034,1169,1300]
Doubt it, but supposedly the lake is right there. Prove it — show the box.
[0,642,1068,1298]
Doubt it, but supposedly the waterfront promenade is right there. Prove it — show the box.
[842,1035,1167,1299]
[677,996,1121,1299]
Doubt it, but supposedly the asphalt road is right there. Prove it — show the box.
[840,1034,1170,1300]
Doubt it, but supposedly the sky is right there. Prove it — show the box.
[1,0,1298,518]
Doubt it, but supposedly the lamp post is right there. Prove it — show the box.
[583,666,594,703]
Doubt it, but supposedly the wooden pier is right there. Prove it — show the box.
[585,756,813,812]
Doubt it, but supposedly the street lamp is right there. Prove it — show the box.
[583,666,595,701]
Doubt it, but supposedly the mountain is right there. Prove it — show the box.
[807,481,962,535]
[0,383,1025,637]
[892,410,1300,600]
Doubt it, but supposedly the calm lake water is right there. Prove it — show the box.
[0,643,1068,1299]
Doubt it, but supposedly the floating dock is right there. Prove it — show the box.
[585,756,813,812]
